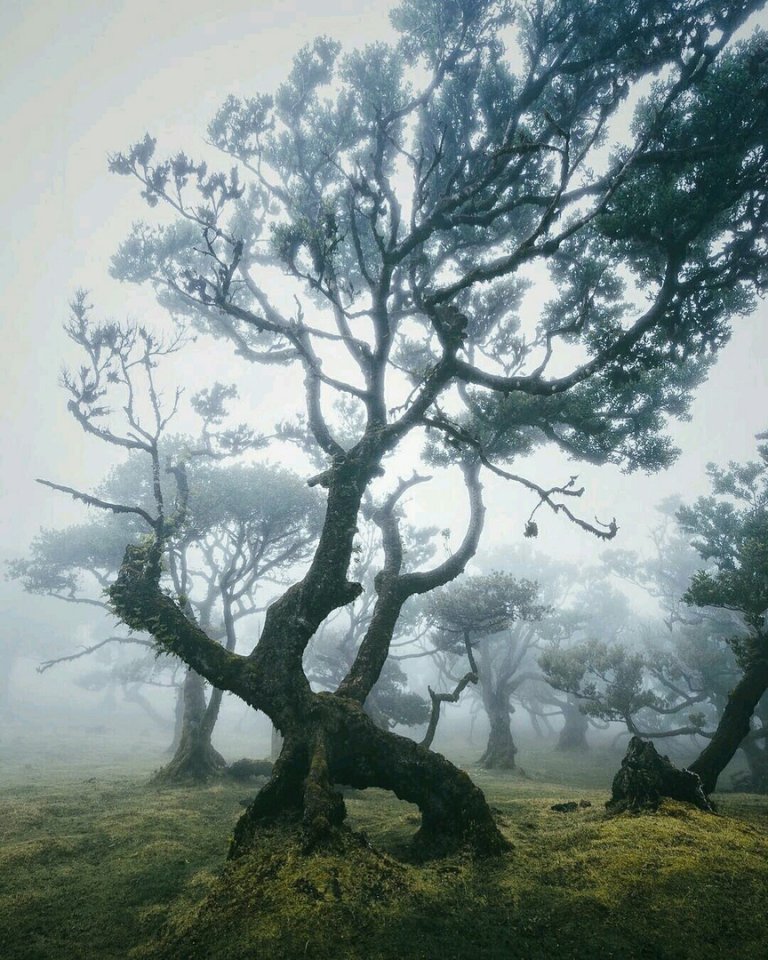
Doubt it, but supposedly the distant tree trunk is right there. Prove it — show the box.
[0,649,18,716]
[153,668,226,783]
[557,699,589,752]
[122,683,169,728]
[167,680,185,755]
[529,710,545,738]
[156,590,240,780]
[738,736,768,792]
[528,705,555,739]
[689,659,768,795]
[480,690,517,769]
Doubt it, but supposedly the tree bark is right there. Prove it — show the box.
[607,737,714,814]
[688,658,768,795]
[153,668,226,783]
[109,460,508,856]
[231,694,509,858]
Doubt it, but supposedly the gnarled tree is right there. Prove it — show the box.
[50,0,768,856]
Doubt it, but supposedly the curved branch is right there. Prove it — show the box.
[421,633,479,750]
[108,539,250,702]
[36,479,158,530]
[38,635,155,674]
[337,462,483,703]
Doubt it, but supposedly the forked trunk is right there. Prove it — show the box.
[153,668,226,783]
[688,659,768,795]
[231,693,509,858]
[109,461,507,856]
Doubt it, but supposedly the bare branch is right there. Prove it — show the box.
[38,635,155,673]
[36,479,157,529]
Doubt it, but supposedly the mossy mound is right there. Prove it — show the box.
[134,827,420,960]
[136,798,768,960]
[3,773,768,960]
[606,736,713,814]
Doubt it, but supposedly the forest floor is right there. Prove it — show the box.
[2,742,768,959]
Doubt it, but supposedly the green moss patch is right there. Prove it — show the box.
[2,772,768,959]
[138,791,768,960]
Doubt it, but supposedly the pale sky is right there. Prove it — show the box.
[1,0,767,577]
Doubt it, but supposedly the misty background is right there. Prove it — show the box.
[2,0,767,775]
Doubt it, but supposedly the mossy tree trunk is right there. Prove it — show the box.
[231,693,507,857]
[111,457,509,856]
[153,668,226,783]
[607,737,714,813]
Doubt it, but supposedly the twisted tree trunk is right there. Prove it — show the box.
[688,658,768,794]
[231,693,507,857]
[110,457,508,857]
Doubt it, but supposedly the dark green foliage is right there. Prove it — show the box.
[676,438,768,791]
[110,3,768,495]
[680,439,768,640]
[541,638,651,724]
[6,518,138,599]
[428,571,546,643]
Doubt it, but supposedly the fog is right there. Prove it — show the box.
[1,0,766,772]
[2,3,768,956]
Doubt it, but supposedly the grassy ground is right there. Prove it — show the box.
[2,745,767,959]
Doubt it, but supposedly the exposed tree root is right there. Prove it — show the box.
[230,695,510,860]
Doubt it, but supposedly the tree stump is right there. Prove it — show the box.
[606,737,715,814]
